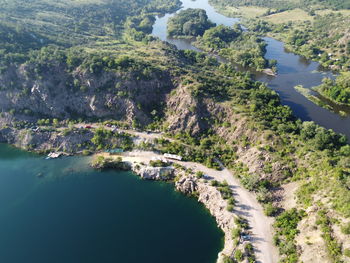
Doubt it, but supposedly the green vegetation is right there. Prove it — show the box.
[195,171,205,178]
[195,24,276,71]
[0,0,181,69]
[316,210,343,262]
[149,159,169,167]
[234,249,244,261]
[91,128,134,151]
[210,0,350,108]
[316,72,350,106]
[274,208,305,263]
[210,0,350,11]
[226,204,234,212]
[91,155,126,170]
[167,9,215,38]
[294,85,335,112]
[222,255,235,263]
[341,222,350,235]
[1,0,350,261]
[244,243,256,263]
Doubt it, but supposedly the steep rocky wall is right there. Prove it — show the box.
[175,175,237,262]
[0,62,175,125]
[0,115,94,153]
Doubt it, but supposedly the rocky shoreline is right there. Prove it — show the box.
[91,155,239,263]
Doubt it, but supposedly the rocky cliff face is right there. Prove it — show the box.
[175,175,237,262]
[0,62,174,125]
[125,163,238,262]
[132,165,175,180]
[0,54,290,184]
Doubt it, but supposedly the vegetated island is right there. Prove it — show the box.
[294,85,335,111]
[314,72,350,107]
[167,8,216,38]
[168,8,277,74]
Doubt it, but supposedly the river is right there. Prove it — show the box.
[0,144,223,263]
[152,0,350,139]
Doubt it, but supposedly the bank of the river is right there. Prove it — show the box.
[0,144,224,263]
[151,0,350,139]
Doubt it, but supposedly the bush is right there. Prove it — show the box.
[231,228,241,239]
[244,243,256,263]
[228,197,236,205]
[211,180,219,186]
[149,160,169,167]
[341,222,350,235]
[344,248,350,258]
[273,208,305,262]
[263,203,279,216]
[227,204,234,212]
[196,171,204,178]
[222,255,234,263]
[234,249,244,262]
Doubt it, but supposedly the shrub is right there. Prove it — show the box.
[196,171,204,178]
[228,197,236,205]
[341,222,350,235]
[227,204,234,212]
[149,160,168,167]
[234,249,244,262]
[263,203,279,216]
[222,255,234,263]
[231,228,241,239]
[211,180,219,186]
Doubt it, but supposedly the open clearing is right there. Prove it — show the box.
[264,8,313,23]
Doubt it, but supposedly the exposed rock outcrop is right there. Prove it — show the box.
[165,86,213,135]
[175,175,237,262]
[0,62,174,126]
[132,165,174,180]
[95,159,238,263]
[0,124,93,153]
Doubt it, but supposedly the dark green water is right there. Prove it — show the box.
[0,144,223,263]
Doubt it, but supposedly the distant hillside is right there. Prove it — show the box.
[0,0,181,72]
[0,0,180,46]
[210,0,350,10]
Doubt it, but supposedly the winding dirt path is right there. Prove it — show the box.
[177,161,279,263]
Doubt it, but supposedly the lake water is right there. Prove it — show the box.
[152,0,350,139]
[0,144,223,263]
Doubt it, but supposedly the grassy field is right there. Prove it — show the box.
[213,2,350,24]
[316,8,350,16]
[264,8,313,23]
[215,6,269,18]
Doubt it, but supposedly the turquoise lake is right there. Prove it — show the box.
[0,144,223,263]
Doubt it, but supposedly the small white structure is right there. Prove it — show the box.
[164,153,182,161]
[46,152,62,159]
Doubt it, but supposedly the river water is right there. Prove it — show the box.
[152,0,350,139]
[0,144,223,263]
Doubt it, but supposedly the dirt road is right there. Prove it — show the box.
[79,123,278,262]
[176,160,279,263]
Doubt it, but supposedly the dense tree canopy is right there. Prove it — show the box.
[317,72,350,105]
[167,8,216,37]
